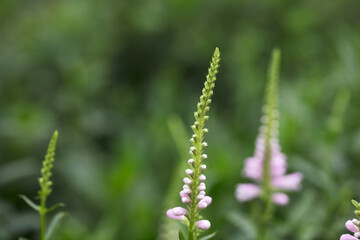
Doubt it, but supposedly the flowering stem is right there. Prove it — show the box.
[257,49,281,240]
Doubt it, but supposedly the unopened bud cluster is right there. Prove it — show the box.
[38,131,58,198]
[166,48,220,237]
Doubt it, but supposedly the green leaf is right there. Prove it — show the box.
[352,199,359,209]
[199,231,217,240]
[19,194,39,211]
[47,202,65,213]
[227,211,256,239]
[45,212,67,240]
[178,230,186,240]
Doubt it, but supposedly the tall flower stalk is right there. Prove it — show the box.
[235,49,303,240]
[166,47,220,240]
[20,131,65,240]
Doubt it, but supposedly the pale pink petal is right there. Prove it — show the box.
[272,172,303,191]
[196,220,211,230]
[340,234,358,240]
[346,220,359,233]
[166,209,185,220]
[235,183,261,201]
[272,193,289,205]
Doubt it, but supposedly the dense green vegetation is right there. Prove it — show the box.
[0,0,360,239]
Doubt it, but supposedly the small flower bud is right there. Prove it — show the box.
[188,159,195,165]
[198,200,207,209]
[203,128,208,133]
[183,189,191,194]
[183,177,192,185]
[202,142,208,147]
[196,220,211,230]
[185,169,193,175]
[199,174,206,181]
[202,154,208,160]
[182,197,190,204]
[180,191,188,198]
[172,207,187,216]
[201,164,207,170]
[197,195,204,200]
[199,185,206,191]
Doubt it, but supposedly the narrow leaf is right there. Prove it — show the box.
[178,230,186,240]
[45,212,67,240]
[19,195,39,211]
[47,202,65,213]
[199,231,217,240]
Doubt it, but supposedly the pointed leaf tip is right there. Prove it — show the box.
[178,230,186,240]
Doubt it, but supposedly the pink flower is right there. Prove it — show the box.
[235,184,261,202]
[340,234,358,240]
[272,172,303,191]
[272,193,289,205]
[167,208,186,220]
[243,157,263,180]
[346,220,360,233]
[197,220,211,230]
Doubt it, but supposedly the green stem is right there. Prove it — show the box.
[40,196,46,240]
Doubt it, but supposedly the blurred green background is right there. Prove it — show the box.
[0,0,360,239]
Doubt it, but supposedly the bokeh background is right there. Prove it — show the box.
[0,0,360,239]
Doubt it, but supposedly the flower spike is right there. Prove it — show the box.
[166,47,220,240]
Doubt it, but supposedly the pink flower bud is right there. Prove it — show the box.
[199,185,206,191]
[183,189,191,194]
[198,201,207,209]
[339,234,358,240]
[201,164,207,170]
[181,197,190,204]
[355,232,360,238]
[202,154,208,159]
[188,159,195,164]
[199,174,206,181]
[346,220,359,233]
[180,191,188,198]
[185,169,193,175]
[172,207,187,216]
[203,196,212,205]
[202,142,208,147]
[197,195,204,200]
[196,220,211,230]
[183,177,192,185]
[166,209,185,220]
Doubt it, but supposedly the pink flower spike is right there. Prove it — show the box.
[203,196,212,205]
[235,184,261,202]
[272,172,303,191]
[166,209,185,220]
[340,234,358,240]
[183,177,192,185]
[346,220,359,233]
[272,193,289,205]
[198,201,207,209]
[199,174,206,181]
[172,207,187,216]
[197,220,211,230]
